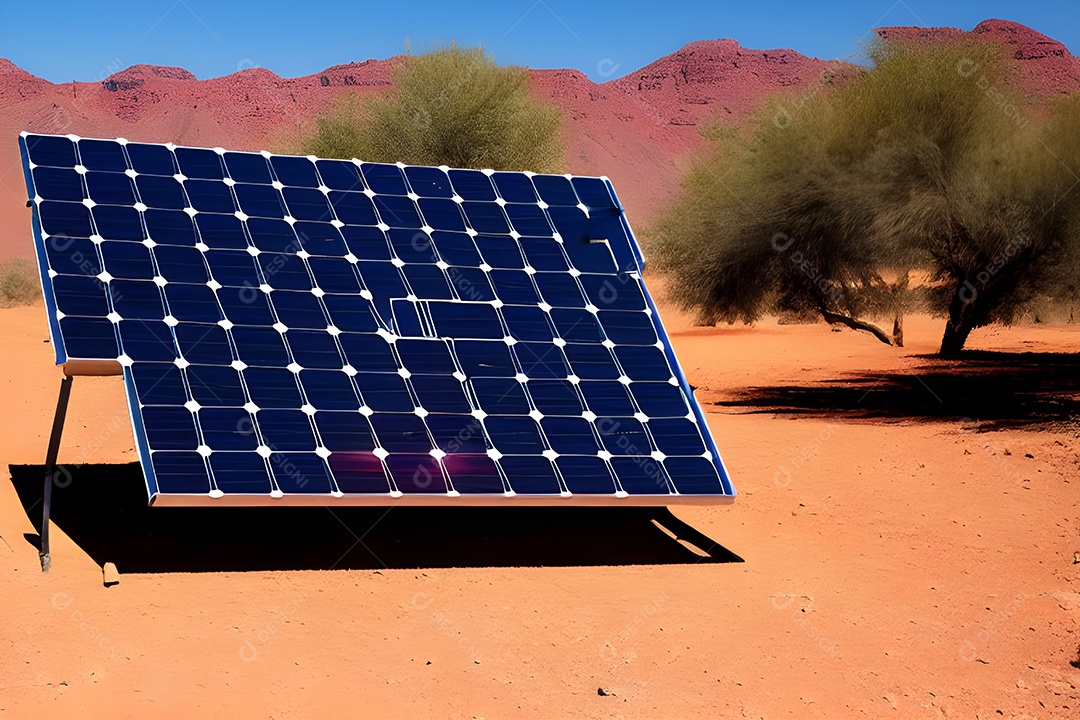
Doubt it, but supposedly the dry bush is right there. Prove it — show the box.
[0,257,42,307]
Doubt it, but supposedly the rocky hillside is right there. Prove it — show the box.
[0,19,1075,261]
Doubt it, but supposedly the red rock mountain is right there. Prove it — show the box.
[0,19,1075,261]
[876,19,1080,96]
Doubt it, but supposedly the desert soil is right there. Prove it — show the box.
[1,301,1079,719]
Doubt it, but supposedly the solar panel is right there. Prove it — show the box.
[20,132,735,506]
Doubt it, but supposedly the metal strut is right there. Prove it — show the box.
[40,375,73,573]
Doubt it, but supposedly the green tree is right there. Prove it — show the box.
[653,40,1080,356]
[302,44,563,173]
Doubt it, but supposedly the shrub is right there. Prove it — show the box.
[0,257,42,307]
[303,44,563,173]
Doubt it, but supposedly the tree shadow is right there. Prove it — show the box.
[716,351,1080,431]
[8,463,741,573]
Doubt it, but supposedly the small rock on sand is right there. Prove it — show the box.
[103,562,119,587]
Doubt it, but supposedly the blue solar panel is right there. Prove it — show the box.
[20,133,733,505]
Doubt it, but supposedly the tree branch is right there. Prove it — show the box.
[818,309,896,346]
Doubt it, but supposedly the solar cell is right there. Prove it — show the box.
[20,133,733,505]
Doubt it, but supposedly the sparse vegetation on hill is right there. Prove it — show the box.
[653,40,1080,356]
[301,44,563,172]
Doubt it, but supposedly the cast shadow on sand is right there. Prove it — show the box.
[717,350,1080,430]
[9,463,742,573]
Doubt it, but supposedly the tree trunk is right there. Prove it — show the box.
[891,270,909,348]
[939,281,979,358]
[939,320,974,358]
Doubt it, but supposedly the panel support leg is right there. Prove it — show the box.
[40,375,73,573]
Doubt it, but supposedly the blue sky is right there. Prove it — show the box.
[1,1,1075,83]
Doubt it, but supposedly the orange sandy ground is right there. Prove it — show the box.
[2,300,1079,719]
